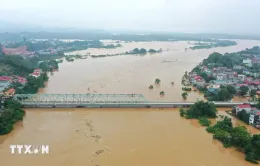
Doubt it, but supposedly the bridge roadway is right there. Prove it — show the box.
[20,102,257,108]
[11,94,256,108]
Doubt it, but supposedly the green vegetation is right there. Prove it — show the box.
[36,52,65,61]
[39,60,59,72]
[202,52,243,69]
[205,85,236,101]
[65,56,75,62]
[181,92,188,100]
[0,53,64,76]
[180,108,186,117]
[206,116,260,164]
[155,78,161,84]
[14,73,49,94]
[256,99,260,109]
[237,110,250,124]
[160,91,165,95]
[180,100,260,164]
[199,117,211,126]
[128,48,147,54]
[104,44,122,49]
[240,46,260,55]
[148,49,157,53]
[192,66,216,83]
[182,87,192,91]
[0,54,52,95]
[190,40,237,50]
[0,55,37,76]
[240,86,249,96]
[180,101,217,119]
[3,31,259,42]
[127,48,162,55]
[0,100,25,135]
[0,43,3,55]
[149,85,154,89]
[4,40,122,53]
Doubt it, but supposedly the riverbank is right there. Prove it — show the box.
[185,46,260,102]
[179,101,260,164]
[0,100,25,135]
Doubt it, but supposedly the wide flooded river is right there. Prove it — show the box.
[1,40,260,166]
[45,40,260,102]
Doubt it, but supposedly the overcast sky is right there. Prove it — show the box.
[0,0,259,34]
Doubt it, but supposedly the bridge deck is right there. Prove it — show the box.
[11,94,256,108]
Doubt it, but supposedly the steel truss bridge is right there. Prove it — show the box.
[13,94,147,108]
[11,94,257,108]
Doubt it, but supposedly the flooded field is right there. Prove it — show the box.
[1,40,260,166]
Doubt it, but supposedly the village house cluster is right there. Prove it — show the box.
[1,45,60,58]
[188,55,260,97]
[234,104,260,129]
[0,69,42,97]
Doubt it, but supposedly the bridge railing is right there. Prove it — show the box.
[13,94,148,105]
[12,94,257,107]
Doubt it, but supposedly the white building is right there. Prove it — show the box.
[238,74,246,81]
[233,65,243,70]
[235,104,251,114]
[243,59,252,67]
[216,73,227,80]
[249,109,260,125]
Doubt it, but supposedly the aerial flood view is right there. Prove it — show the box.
[1,0,260,166]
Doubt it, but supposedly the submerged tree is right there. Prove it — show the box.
[155,78,161,84]
[182,92,188,100]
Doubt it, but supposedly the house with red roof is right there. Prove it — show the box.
[235,104,251,114]
[12,76,27,84]
[0,76,12,81]
[190,76,205,86]
[4,88,15,97]
[29,69,42,78]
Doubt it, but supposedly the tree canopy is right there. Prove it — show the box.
[0,100,25,135]
[202,52,243,68]
[206,116,260,164]
[182,101,217,119]
[240,86,249,96]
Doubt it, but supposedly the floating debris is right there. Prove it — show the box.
[161,60,172,63]
[92,135,102,142]
[95,150,104,155]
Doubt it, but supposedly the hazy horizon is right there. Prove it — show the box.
[1,0,260,35]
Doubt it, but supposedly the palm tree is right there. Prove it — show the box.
[149,85,154,89]
[155,78,161,84]
[182,92,188,100]
[160,91,165,95]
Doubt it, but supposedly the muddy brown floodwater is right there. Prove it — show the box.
[44,40,260,101]
[1,40,260,166]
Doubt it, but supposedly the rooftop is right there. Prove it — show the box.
[5,88,15,94]
[237,104,251,109]
[0,76,12,81]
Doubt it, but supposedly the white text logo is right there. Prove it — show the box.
[10,145,49,155]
